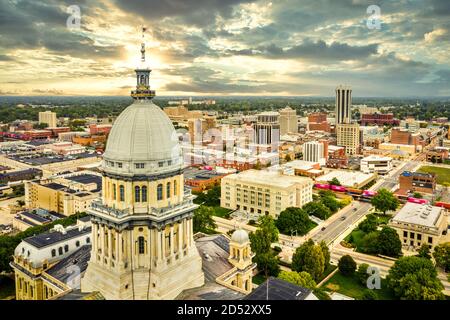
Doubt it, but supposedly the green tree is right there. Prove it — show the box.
[328,177,341,186]
[387,256,445,300]
[278,271,316,290]
[338,255,357,276]
[377,227,402,258]
[412,192,423,199]
[361,289,378,300]
[193,205,216,234]
[302,202,332,220]
[432,242,450,272]
[33,122,48,129]
[255,252,280,278]
[320,195,341,213]
[292,240,325,281]
[358,214,377,233]
[356,263,370,285]
[249,229,271,255]
[417,244,431,260]
[360,231,380,254]
[319,241,330,267]
[258,215,279,243]
[275,207,313,236]
[370,188,400,215]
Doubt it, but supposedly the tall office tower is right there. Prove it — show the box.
[38,111,57,128]
[279,106,298,135]
[335,85,352,124]
[302,141,326,165]
[336,123,360,156]
[81,29,204,300]
[254,112,280,145]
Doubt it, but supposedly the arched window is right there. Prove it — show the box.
[51,249,56,257]
[166,182,171,198]
[112,183,116,200]
[142,186,147,202]
[157,184,163,200]
[119,185,125,201]
[64,245,69,253]
[134,186,141,202]
[58,247,63,255]
[138,236,145,254]
[174,180,177,196]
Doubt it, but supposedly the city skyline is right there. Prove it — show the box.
[0,0,450,97]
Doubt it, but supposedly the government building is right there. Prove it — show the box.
[11,29,256,300]
[221,169,313,217]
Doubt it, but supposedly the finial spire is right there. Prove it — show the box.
[141,26,147,63]
[131,26,155,100]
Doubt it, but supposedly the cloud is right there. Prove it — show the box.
[113,0,256,26]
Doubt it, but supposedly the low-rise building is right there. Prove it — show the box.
[11,220,92,300]
[221,169,313,217]
[389,202,448,250]
[315,170,376,189]
[398,171,436,195]
[25,173,101,216]
[360,155,393,174]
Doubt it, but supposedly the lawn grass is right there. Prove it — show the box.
[417,166,450,185]
[317,264,338,283]
[0,275,15,300]
[210,206,232,219]
[323,271,395,300]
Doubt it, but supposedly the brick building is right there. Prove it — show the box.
[398,171,436,194]
[360,113,399,126]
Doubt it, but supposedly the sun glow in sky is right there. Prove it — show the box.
[0,0,449,97]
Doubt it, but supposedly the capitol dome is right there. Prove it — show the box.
[102,100,183,176]
[231,229,249,244]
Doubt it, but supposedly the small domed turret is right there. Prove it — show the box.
[231,229,249,244]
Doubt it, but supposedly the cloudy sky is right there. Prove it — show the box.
[0,0,449,97]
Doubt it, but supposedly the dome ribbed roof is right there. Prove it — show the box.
[102,100,182,175]
[231,229,249,244]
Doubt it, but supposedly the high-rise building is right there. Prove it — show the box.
[81,29,204,300]
[38,111,57,128]
[254,112,280,145]
[335,85,352,125]
[336,123,360,156]
[279,106,298,135]
[302,141,326,165]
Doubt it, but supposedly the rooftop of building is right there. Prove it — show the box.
[65,173,102,191]
[176,233,245,300]
[46,245,91,285]
[316,170,375,187]
[391,202,443,228]
[8,152,98,166]
[23,225,91,249]
[244,277,316,300]
[401,171,435,179]
[361,155,393,161]
[183,167,226,181]
[225,169,312,188]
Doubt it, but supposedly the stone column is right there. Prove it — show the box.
[107,227,112,260]
[99,224,104,257]
[170,225,174,256]
[156,229,162,262]
[117,231,123,270]
[178,222,182,254]
[93,223,98,254]
[114,230,119,262]
[161,230,166,260]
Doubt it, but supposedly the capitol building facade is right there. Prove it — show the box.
[80,34,205,300]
